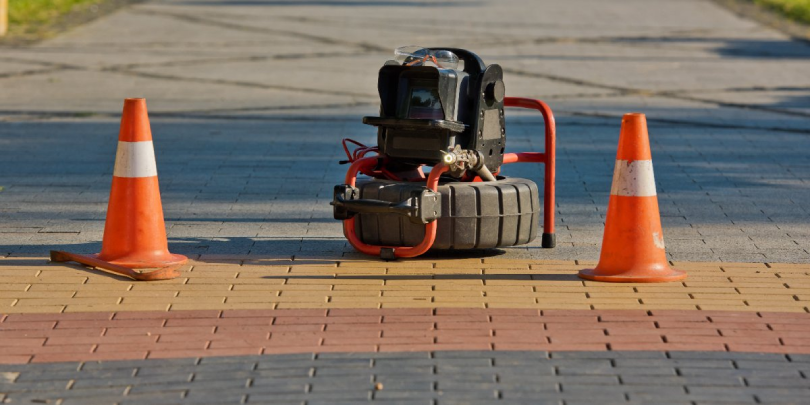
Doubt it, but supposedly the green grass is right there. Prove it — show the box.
[7,0,104,36]
[755,0,810,24]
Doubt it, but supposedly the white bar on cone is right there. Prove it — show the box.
[610,159,657,197]
[113,141,158,178]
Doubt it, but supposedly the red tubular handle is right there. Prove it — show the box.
[502,97,556,247]
[342,158,449,258]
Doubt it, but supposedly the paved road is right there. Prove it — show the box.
[1,0,809,263]
[1,1,810,404]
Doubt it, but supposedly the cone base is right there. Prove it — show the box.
[92,253,188,269]
[578,267,686,283]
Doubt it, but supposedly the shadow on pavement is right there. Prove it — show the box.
[611,36,810,59]
[0,237,510,264]
[1,111,808,261]
[261,273,578,280]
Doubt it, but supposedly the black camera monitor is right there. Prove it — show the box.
[362,47,505,171]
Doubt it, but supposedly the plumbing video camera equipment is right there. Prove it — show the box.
[333,47,556,259]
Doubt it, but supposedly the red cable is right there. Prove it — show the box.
[341,138,404,180]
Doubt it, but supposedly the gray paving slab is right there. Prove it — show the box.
[0,351,807,404]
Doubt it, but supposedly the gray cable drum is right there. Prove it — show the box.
[355,177,540,249]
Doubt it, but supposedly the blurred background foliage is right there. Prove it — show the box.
[7,0,104,37]
[755,0,810,23]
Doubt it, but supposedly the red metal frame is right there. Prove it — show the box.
[342,96,555,258]
[501,97,556,240]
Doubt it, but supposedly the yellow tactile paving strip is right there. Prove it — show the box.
[0,256,807,314]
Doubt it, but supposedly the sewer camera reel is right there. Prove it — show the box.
[332,47,556,260]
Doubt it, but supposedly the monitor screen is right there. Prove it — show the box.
[407,87,444,120]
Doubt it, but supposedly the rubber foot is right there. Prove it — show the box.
[541,233,556,248]
[380,248,396,261]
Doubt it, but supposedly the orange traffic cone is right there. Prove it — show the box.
[579,113,685,283]
[93,98,187,269]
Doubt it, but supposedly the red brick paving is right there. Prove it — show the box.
[1,308,809,363]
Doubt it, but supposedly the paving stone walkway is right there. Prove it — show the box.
[2,0,810,403]
[1,351,809,405]
[2,308,810,364]
[1,257,809,314]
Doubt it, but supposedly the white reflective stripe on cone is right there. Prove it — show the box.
[610,159,657,197]
[113,141,158,178]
